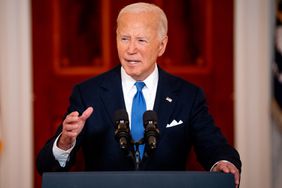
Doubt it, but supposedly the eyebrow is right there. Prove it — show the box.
[119,35,149,40]
[136,36,149,40]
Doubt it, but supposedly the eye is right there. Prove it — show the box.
[138,39,148,44]
[120,37,129,42]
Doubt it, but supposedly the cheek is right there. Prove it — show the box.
[144,47,159,60]
[117,42,123,52]
[117,45,126,58]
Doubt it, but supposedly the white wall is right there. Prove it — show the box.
[0,0,33,188]
[235,0,273,188]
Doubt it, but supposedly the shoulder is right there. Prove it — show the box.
[158,66,203,94]
[75,66,121,91]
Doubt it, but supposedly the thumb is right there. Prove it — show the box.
[80,107,94,121]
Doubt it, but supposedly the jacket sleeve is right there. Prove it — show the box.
[36,85,87,175]
[190,88,242,172]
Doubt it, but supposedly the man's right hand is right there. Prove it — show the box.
[57,107,94,150]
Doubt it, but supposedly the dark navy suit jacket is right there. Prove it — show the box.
[37,66,241,174]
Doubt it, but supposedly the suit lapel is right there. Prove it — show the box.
[153,67,180,133]
[99,66,126,122]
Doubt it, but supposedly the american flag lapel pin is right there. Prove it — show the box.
[166,97,172,103]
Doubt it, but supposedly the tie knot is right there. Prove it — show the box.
[135,81,145,92]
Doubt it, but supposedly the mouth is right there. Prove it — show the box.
[125,59,141,65]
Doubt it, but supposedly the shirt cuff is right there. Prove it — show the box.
[52,133,76,167]
[210,160,232,171]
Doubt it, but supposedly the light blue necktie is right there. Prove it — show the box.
[131,81,146,159]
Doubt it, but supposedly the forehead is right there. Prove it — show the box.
[117,12,159,34]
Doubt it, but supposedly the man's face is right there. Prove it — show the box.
[116,12,167,81]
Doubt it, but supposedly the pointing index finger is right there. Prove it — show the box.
[80,107,94,121]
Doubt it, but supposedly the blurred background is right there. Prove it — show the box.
[0,0,280,187]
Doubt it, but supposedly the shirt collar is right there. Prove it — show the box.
[121,64,159,90]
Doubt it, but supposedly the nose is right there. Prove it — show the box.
[127,40,137,54]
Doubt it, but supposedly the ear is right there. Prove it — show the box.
[158,36,168,57]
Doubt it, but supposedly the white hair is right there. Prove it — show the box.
[117,2,168,39]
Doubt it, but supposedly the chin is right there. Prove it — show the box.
[124,67,138,74]
[128,72,142,80]
[128,73,140,80]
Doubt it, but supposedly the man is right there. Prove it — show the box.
[37,2,241,187]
